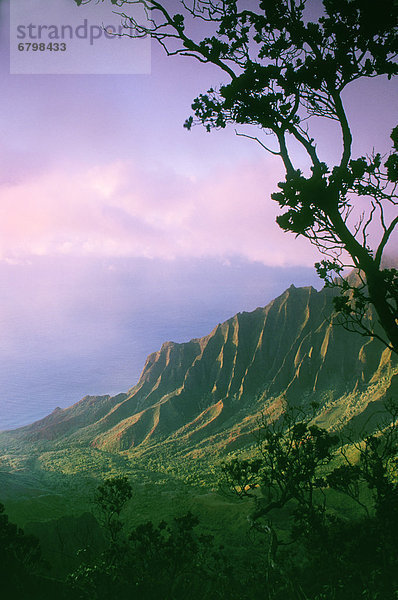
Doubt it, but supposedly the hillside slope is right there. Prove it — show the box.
[5,283,396,456]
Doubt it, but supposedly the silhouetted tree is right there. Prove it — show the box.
[0,502,65,599]
[69,508,257,600]
[75,0,398,353]
[93,475,132,543]
[221,404,398,599]
[221,408,339,559]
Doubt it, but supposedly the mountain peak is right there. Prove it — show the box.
[7,282,395,455]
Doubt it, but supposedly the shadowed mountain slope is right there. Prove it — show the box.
[4,284,396,454]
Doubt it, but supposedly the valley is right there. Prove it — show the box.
[0,281,397,598]
[1,282,397,488]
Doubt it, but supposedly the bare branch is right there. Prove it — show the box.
[375,215,398,268]
[234,130,281,156]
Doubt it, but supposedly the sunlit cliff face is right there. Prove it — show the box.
[0,0,397,428]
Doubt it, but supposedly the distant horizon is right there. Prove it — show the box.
[1,0,397,430]
[0,257,321,430]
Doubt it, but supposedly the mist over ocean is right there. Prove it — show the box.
[0,256,319,430]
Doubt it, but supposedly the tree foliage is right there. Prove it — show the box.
[0,502,61,598]
[93,475,132,543]
[221,403,398,599]
[76,0,398,352]
[221,409,338,523]
[70,499,260,599]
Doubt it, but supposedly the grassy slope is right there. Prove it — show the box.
[1,364,395,525]
[0,356,395,580]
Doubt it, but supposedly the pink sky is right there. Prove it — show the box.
[2,1,396,267]
[0,0,397,428]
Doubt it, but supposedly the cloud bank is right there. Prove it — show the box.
[0,158,318,267]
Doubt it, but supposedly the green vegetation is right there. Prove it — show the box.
[1,1,397,596]
[0,501,69,599]
[0,400,396,599]
[69,502,260,600]
[0,247,396,599]
[220,403,398,598]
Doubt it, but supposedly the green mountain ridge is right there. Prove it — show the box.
[3,283,396,459]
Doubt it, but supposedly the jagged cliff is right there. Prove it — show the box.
[7,284,397,454]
